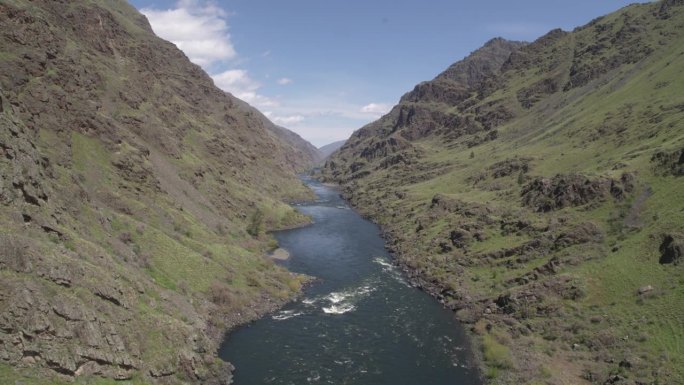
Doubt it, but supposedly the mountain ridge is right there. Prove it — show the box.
[318,140,347,160]
[233,98,323,166]
[322,1,684,384]
[0,1,318,384]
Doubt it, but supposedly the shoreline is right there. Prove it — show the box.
[218,181,480,383]
[219,179,483,384]
[209,271,316,383]
[330,189,490,383]
[214,185,319,383]
[269,218,314,232]
[328,180,640,384]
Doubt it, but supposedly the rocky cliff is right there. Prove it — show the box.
[322,1,684,384]
[0,1,318,384]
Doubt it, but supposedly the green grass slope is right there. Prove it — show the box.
[322,1,684,384]
[0,1,316,384]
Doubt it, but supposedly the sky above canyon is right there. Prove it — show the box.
[129,0,641,147]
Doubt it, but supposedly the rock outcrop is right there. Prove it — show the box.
[521,173,633,212]
[659,233,683,265]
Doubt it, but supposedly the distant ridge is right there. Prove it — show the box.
[233,99,323,165]
[319,139,347,159]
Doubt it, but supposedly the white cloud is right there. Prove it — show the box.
[288,125,356,147]
[137,1,385,145]
[141,0,236,67]
[273,115,304,125]
[142,1,280,109]
[263,112,304,126]
[360,102,391,116]
[212,69,279,108]
[270,98,394,122]
[277,78,293,85]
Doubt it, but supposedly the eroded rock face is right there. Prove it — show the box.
[488,157,532,178]
[0,114,51,207]
[651,148,684,176]
[521,173,633,212]
[359,137,412,162]
[0,278,140,378]
[0,235,237,384]
[516,77,561,109]
[430,194,494,218]
[553,222,604,249]
[564,12,656,91]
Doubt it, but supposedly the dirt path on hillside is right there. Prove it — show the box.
[625,186,653,228]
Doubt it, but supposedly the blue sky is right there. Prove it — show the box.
[129,0,642,147]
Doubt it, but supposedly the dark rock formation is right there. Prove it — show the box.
[659,233,683,264]
[521,174,632,212]
[651,148,684,176]
[488,157,532,178]
[318,140,347,160]
[553,222,605,249]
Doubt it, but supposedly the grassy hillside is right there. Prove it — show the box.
[0,1,317,384]
[322,1,684,384]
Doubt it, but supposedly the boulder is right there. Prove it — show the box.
[603,374,627,384]
[637,285,654,295]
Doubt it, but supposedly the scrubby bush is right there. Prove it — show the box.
[247,209,264,237]
[482,334,514,370]
[208,282,237,307]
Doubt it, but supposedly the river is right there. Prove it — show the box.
[219,178,482,385]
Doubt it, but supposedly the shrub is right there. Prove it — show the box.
[208,282,237,307]
[483,334,514,370]
[247,209,264,237]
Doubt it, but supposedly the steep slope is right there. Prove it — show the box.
[318,140,346,160]
[268,123,323,166]
[322,1,684,384]
[234,99,323,166]
[0,1,317,384]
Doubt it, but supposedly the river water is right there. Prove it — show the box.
[219,178,482,385]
